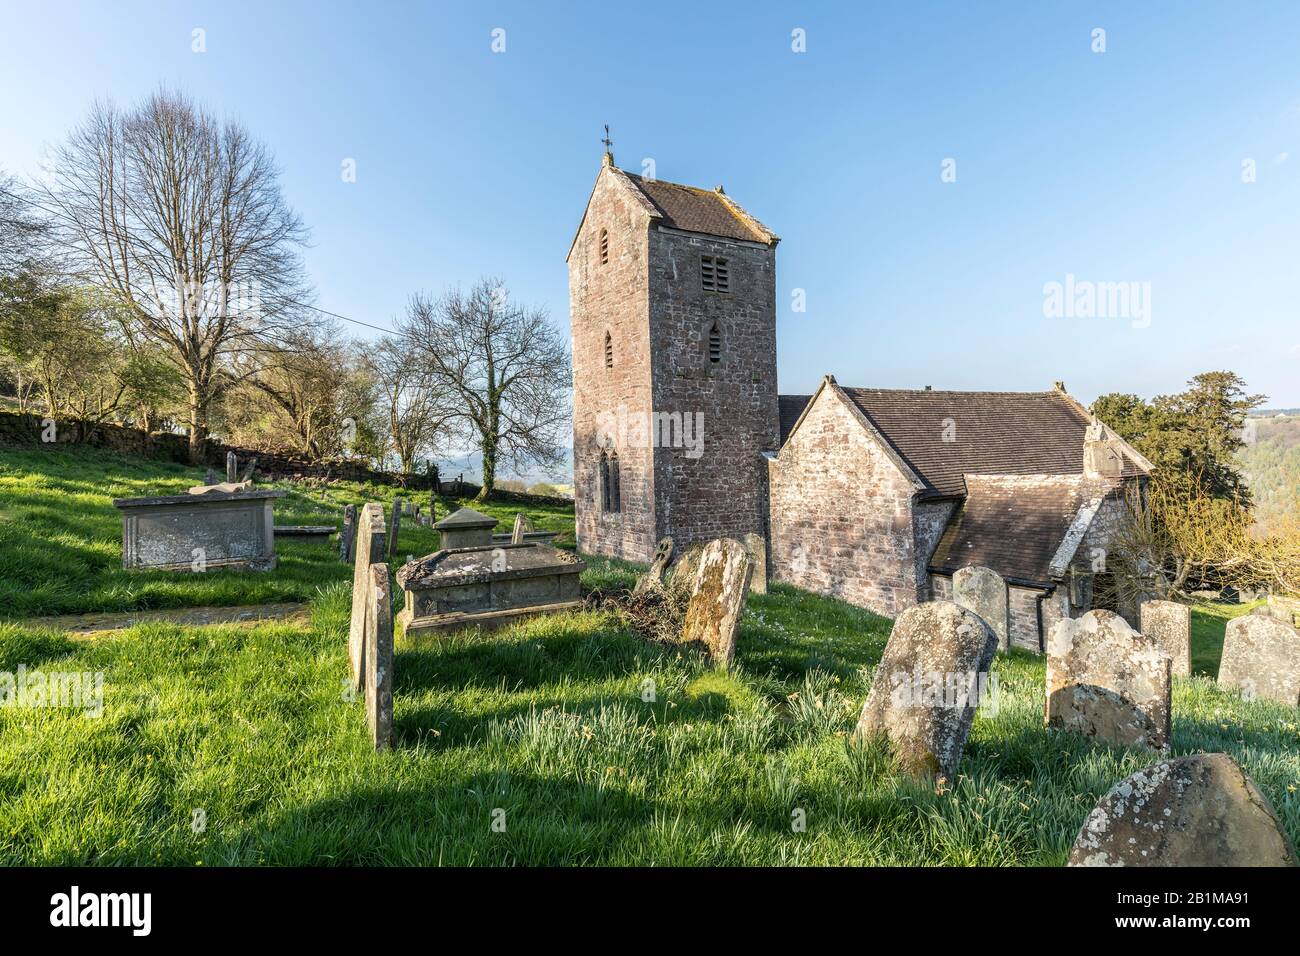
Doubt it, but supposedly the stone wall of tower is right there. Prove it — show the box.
[568,168,657,562]
[647,228,780,551]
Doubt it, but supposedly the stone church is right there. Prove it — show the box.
[567,153,1153,650]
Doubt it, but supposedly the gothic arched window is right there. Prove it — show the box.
[598,450,611,512]
[604,330,613,368]
[599,228,609,265]
[609,451,621,513]
[708,321,722,364]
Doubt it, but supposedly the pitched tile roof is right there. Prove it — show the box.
[778,387,1146,497]
[928,474,1112,586]
[622,172,777,245]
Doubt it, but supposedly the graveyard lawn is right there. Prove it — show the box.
[1,564,1297,865]
[0,445,573,619]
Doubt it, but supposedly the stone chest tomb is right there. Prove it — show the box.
[396,542,585,638]
[113,486,285,571]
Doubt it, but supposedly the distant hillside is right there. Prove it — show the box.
[1239,414,1300,533]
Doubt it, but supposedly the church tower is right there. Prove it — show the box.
[567,146,780,562]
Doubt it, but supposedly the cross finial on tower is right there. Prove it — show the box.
[601,124,614,166]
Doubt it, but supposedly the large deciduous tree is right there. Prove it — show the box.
[43,90,311,462]
[397,279,570,499]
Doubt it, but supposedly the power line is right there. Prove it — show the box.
[2,186,397,336]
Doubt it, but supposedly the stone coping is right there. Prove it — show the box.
[433,506,499,530]
[397,543,584,589]
[273,525,337,535]
[113,488,286,508]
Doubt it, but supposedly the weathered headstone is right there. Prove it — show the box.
[952,565,1008,652]
[1252,603,1297,626]
[1218,613,1300,706]
[1068,753,1298,867]
[854,601,997,781]
[679,538,752,667]
[203,468,219,486]
[388,498,402,560]
[366,563,394,752]
[348,502,387,692]
[632,536,675,598]
[225,451,238,483]
[742,532,767,595]
[1139,600,1191,678]
[1046,610,1171,750]
[339,504,357,563]
[511,512,536,545]
[668,544,704,593]
[237,456,258,483]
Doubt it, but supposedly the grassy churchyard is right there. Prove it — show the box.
[0,445,1297,866]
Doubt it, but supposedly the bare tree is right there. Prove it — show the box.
[0,172,51,279]
[397,279,570,499]
[42,90,311,462]
[364,336,453,477]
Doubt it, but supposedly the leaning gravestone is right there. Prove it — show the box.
[679,538,752,667]
[388,498,402,560]
[1218,613,1300,706]
[742,532,768,595]
[366,563,394,752]
[952,565,1008,652]
[1139,600,1191,678]
[632,536,675,598]
[854,601,997,781]
[349,503,387,693]
[668,544,704,593]
[339,504,357,563]
[511,512,536,545]
[226,451,238,483]
[1046,610,1171,750]
[1068,753,1298,867]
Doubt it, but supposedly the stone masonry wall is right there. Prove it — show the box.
[569,167,657,561]
[1008,584,1046,651]
[649,227,779,551]
[912,499,957,602]
[768,387,920,617]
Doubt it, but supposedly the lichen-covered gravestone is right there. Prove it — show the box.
[349,503,387,693]
[366,563,394,752]
[854,601,997,781]
[511,512,536,545]
[339,504,357,563]
[1218,613,1300,706]
[741,532,767,595]
[388,498,403,560]
[1068,753,1298,867]
[632,536,675,598]
[668,544,704,593]
[952,565,1008,652]
[678,538,752,667]
[1046,610,1171,750]
[1139,599,1191,677]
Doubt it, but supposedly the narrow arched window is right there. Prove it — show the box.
[599,228,609,265]
[609,451,621,513]
[708,321,721,363]
[604,330,613,368]
[598,450,611,511]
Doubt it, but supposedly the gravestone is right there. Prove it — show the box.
[1046,610,1171,750]
[1252,603,1297,626]
[854,601,997,781]
[742,532,767,595]
[1218,613,1300,706]
[238,456,258,483]
[679,538,752,667]
[348,503,387,692]
[952,565,1009,652]
[113,487,282,572]
[388,498,402,560]
[1068,753,1298,867]
[511,512,536,545]
[203,468,219,486]
[366,563,394,752]
[1139,600,1191,677]
[226,451,238,483]
[339,504,357,563]
[668,544,704,593]
[434,507,497,549]
[632,536,675,598]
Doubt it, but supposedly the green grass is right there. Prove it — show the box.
[0,444,572,619]
[1189,601,1263,677]
[0,444,1297,865]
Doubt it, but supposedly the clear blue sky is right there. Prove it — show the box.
[2,1,1298,406]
